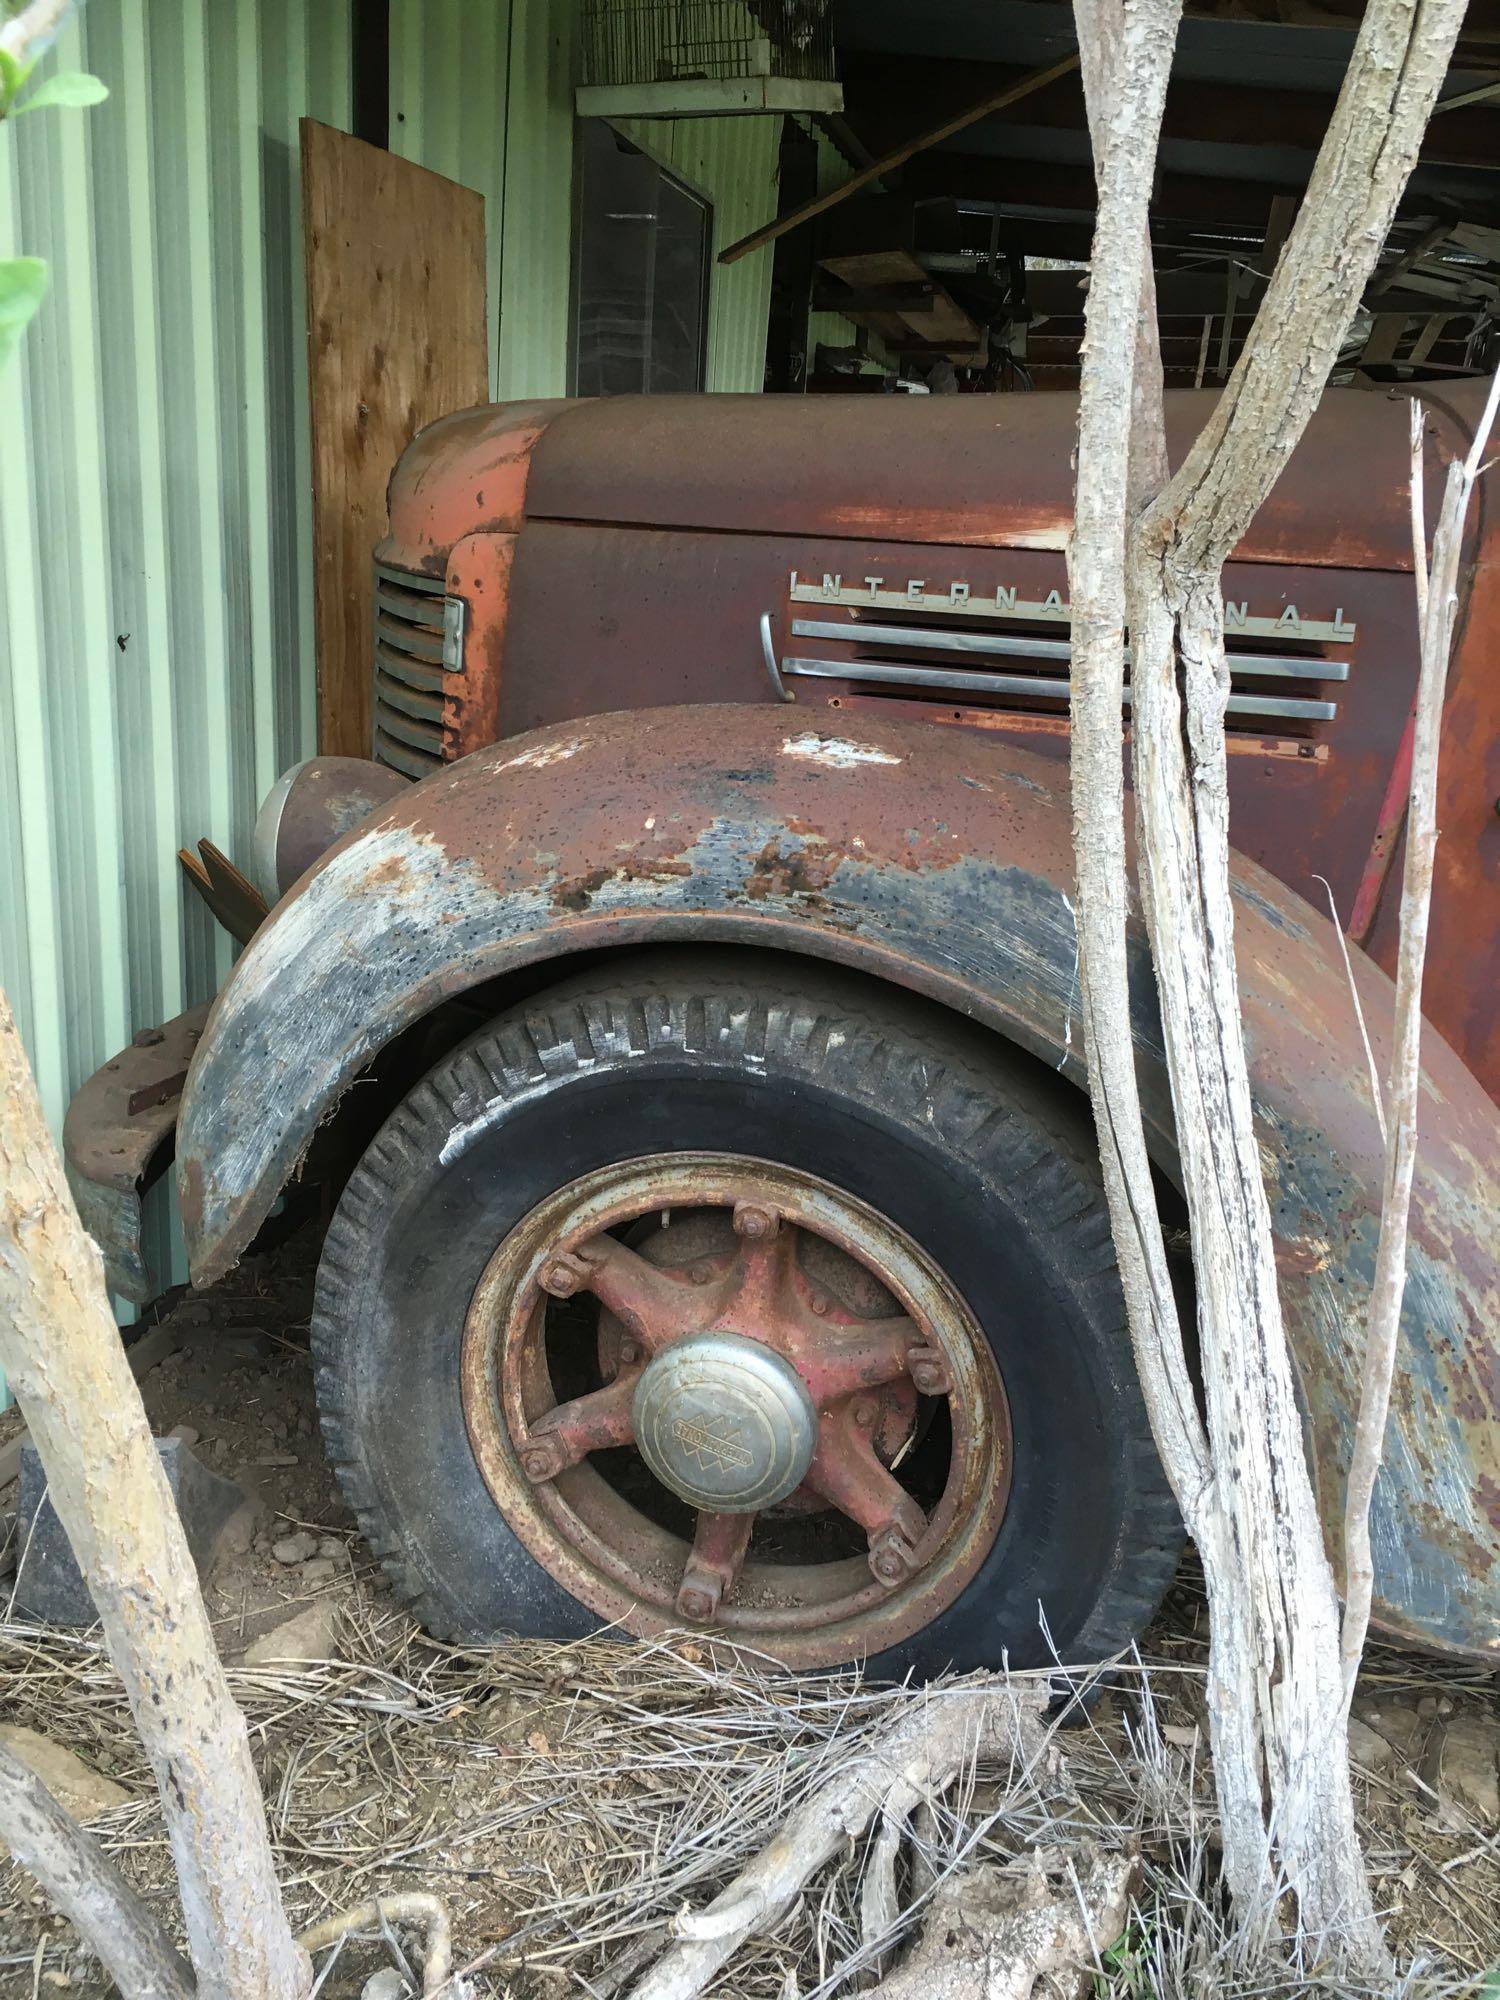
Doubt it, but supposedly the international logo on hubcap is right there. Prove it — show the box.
[670,1411,755,1474]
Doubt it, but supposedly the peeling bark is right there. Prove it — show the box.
[0,990,310,2000]
[1339,381,1500,1698]
[1066,0,1468,1975]
[871,1846,1135,2000]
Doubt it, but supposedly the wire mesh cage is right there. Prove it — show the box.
[581,1,837,89]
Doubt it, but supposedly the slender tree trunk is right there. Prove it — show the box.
[0,990,310,2000]
[1066,0,1468,1973]
[1339,381,1500,1695]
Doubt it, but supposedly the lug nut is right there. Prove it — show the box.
[808,1292,830,1316]
[732,1201,780,1241]
[676,1582,719,1623]
[618,1340,641,1367]
[538,1250,593,1299]
[521,1439,567,1483]
[853,1398,878,1429]
[689,1262,715,1286]
[908,1344,952,1396]
[868,1525,920,1589]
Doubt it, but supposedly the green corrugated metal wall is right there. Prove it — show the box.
[1,1,351,1131]
[391,0,780,396]
[617,111,780,392]
[0,5,351,1397]
[802,121,891,378]
[0,2,779,1402]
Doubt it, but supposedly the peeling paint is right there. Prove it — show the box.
[172,704,1500,1661]
[495,737,587,772]
[782,733,902,769]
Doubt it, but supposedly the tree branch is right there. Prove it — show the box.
[0,990,310,2000]
[1146,0,1469,576]
[625,1682,1050,2000]
[0,0,81,67]
[1066,0,1213,1523]
[0,1741,193,2000]
[1339,371,1500,1700]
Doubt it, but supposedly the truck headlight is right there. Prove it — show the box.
[252,756,411,903]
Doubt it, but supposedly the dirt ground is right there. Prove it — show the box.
[0,1227,1496,1999]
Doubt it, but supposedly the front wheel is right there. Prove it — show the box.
[311,952,1180,1679]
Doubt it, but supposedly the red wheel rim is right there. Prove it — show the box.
[460,1155,1012,1668]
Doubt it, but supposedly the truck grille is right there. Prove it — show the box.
[371,561,466,779]
[779,579,1353,736]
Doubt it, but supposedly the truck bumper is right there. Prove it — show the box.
[62,1004,210,1302]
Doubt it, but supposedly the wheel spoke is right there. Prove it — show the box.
[793,1315,919,1404]
[806,1405,927,1587]
[521,1373,637,1482]
[724,1200,793,1328]
[676,1510,754,1623]
[537,1234,703,1353]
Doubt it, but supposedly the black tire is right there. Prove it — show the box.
[312,950,1181,1679]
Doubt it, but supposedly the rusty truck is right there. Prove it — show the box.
[64,384,1499,1678]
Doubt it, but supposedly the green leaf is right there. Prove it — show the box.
[0,49,24,109]
[0,256,48,373]
[13,69,109,114]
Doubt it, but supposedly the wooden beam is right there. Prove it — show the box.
[716,51,1080,267]
[903,150,1294,228]
[1431,77,1500,112]
[813,280,937,313]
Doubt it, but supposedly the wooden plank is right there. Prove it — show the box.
[300,120,488,759]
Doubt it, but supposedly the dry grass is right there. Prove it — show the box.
[0,1562,1494,2000]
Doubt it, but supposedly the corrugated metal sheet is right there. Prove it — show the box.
[389,0,577,401]
[0,3,351,1379]
[801,119,890,376]
[620,111,780,392]
[392,0,779,396]
[0,1,777,1398]
[497,0,580,398]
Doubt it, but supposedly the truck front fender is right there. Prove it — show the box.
[176,704,1499,1659]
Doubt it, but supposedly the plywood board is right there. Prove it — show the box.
[301,119,488,757]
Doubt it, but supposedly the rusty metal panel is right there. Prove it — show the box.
[376,400,578,577]
[62,1005,211,1303]
[172,705,1499,1659]
[489,524,1461,1039]
[519,385,1477,565]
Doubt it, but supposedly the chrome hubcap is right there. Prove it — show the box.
[632,1331,818,1512]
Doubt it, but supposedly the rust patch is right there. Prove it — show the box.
[744,836,841,903]
[552,856,695,915]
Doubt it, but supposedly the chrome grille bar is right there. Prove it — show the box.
[778,655,1339,723]
[790,618,1350,684]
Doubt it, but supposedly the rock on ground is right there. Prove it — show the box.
[1347,1716,1399,1773]
[1423,1712,1499,1825]
[0,1725,131,1820]
[361,1970,410,2000]
[241,1597,340,1667]
[271,1529,319,1565]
